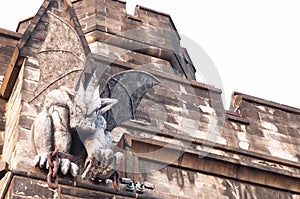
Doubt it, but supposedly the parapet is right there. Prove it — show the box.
[16,0,196,80]
[0,1,299,198]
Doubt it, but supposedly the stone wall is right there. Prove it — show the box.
[144,163,300,199]
[0,0,299,198]
[228,92,300,162]
[0,29,21,155]
[2,63,23,164]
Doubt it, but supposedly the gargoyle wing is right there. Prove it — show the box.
[32,10,89,109]
[100,70,160,131]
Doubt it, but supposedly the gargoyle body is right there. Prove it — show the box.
[32,69,160,189]
[32,85,122,183]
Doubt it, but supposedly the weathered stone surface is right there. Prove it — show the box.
[72,0,196,80]
[10,176,56,198]
[0,0,300,199]
[229,92,300,163]
[144,164,298,199]
[117,133,300,197]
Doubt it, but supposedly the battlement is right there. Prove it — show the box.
[17,0,180,46]
[16,0,195,80]
[0,1,300,198]
[72,0,182,53]
[135,5,180,38]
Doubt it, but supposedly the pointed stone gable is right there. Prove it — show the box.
[0,0,90,100]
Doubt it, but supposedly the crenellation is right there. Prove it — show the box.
[0,0,300,198]
[72,0,188,77]
[135,6,177,30]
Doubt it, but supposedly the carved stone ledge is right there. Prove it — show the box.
[9,170,159,198]
[119,121,300,169]
[117,133,300,194]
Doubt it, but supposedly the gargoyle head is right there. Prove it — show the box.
[67,82,103,133]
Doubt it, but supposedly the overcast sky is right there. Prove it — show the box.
[1,0,300,109]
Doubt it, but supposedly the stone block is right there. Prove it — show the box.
[19,115,34,130]
[22,79,38,92]
[20,46,37,57]
[23,66,40,82]
[26,38,43,50]
[10,176,57,198]
[287,127,300,138]
[31,30,48,41]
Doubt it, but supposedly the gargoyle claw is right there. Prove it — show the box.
[33,153,48,168]
[34,153,79,177]
[60,158,70,175]
[70,162,79,177]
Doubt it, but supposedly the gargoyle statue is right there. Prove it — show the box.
[32,69,160,190]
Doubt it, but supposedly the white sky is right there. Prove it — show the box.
[1,0,300,109]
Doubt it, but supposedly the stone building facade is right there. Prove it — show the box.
[0,0,299,198]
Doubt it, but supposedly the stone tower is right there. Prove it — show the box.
[0,0,299,198]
